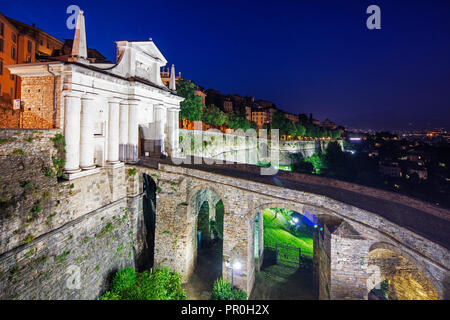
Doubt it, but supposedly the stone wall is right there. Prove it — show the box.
[0,129,128,255]
[0,197,135,300]
[0,129,144,299]
[0,108,20,129]
[314,226,331,300]
[0,74,62,129]
[19,75,61,129]
[329,223,369,300]
[179,129,343,166]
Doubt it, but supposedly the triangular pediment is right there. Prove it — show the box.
[109,40,169,88]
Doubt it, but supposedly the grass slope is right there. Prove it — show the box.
[263,209,313,257]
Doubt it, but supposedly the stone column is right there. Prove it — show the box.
[154,104,166,155]
[107,97,121,164]
[127,99,140,163]
[167,108,175,156]
[119,100,129,162]
[171,108,180,157]
[63,93,81,173]
[79,95,95,170]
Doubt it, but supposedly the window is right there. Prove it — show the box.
[0,22,4,36]
[0,39,3,52]
[10,74,14,81]
[11,47,16,60]
[27,40,32,53]
[40,39,43,46]
[12,33,16,43]
[46,41,49,49]
[26,55,31,63]
[0,59,3,75]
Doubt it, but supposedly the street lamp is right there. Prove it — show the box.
[231,261,242,289]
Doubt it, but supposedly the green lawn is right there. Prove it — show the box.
[263,209,313,257]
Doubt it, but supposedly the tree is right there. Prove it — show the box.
[177,79,203,121]
[298,113,308,125]
[291,153,314,174]
[294,123,306,138]
[306,125,320,138]
[202,104,226,126]
[323,141,354,180]
[271,111,294,136]
[305,153,327,174]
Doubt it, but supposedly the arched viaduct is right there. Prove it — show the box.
[127,159,450,300]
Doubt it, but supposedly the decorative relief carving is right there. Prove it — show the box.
[135,61,154,82]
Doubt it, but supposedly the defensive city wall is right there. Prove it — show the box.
[179,129,344,166]
[1,129,448,300]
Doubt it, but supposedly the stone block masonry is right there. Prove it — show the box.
[0,197,135,300]
[0,129,141,299]
[0,128,448,300]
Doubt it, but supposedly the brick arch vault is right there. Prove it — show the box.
[367,242,441,300]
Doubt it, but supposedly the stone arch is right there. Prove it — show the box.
[367,242,440,300]
[185,183,226,286]
[187,183,229,218]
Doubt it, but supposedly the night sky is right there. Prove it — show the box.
[1,0,450,131]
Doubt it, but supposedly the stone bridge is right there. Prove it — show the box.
[127,158,450,300]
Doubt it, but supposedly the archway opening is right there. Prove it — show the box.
[184,189,224,299]
[367,248,439,300]
[250,207,318,300]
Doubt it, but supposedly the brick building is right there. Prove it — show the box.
[0,12,63,128]
[0,13,63,103]
[285,112,299,124]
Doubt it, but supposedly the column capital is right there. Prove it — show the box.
[107,96,122,104]
[63,91,82,99]
[81,93,97,101]
[127,98,141,107]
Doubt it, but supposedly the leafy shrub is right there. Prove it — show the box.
[110,267,136,292]
[99,267,186,300]
[212,278,247,300]
[11,149,26,156]
[52,157,66,178]
[44,168,56,178]
[212,278,233,300]
[231,288,248,300]
[98,291,121,300]
[128,168,137,177]
[51,134,66,152]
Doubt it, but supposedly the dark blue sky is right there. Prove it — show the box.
[2,0,450,130]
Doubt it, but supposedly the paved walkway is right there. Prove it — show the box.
[250,261,316,300]
[183,243,222,300]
